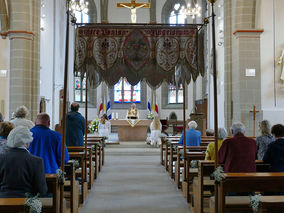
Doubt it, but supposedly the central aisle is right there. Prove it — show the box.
[80,142,191,213]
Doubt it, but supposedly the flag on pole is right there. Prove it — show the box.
[147,101,151,113]
[98,103,103,116]
[106,101,111,119]
[155,104,159,114]
[103,102,107,114]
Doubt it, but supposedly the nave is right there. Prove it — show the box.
[81,142,191,213]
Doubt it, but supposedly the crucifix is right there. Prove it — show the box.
[250,105,259,137]
[117,0,151,23]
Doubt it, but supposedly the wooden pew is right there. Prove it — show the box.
[87,138,105,172]
[65,161,79,213]
[192,160,270,213]
[258,196,284,213]
[68,152,88,204]
[175,147,206,188]
[210,173,284,213]
[68,146,95,189]
[0,174,60,213]
[183,152,206,200]
[87,136,105,166]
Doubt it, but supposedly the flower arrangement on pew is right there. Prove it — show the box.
[88,118,100,133]
[25,193,42,213]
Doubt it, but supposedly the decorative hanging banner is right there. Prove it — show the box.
[75,24,204,88]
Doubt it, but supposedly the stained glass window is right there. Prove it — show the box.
[114,78,141,103]
[168,83,183,104]
[74,73,87,103]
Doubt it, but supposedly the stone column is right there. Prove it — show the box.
[224,0,262,136]
[100,0,108,23]
[231,30,262,135]
[8,0,40,120]
[88,0,97,23]
[149,0,156,23]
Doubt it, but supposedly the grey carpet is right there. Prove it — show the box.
[80,142,191,213]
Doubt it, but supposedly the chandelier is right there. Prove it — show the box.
[69,0,89,14]
[181,1,201,19]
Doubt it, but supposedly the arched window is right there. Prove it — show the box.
[114,78,141,104]
[169,3,186,24]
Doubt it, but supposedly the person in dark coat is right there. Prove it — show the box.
[219,122,257,173]
[0,126,47,198]
[66,102,85,146]
[263,124,284,172]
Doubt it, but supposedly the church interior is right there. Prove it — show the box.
[1,0,284,213]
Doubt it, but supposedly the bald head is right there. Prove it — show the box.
[35,113,50,127]
[71,102,79,112]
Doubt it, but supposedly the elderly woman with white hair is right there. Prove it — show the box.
[205,127,228,160]
[0,126,47,197]
[10,105,35,129]
[178,120,201,146]
[218,122,257,173]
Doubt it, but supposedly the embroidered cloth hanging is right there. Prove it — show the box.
[75,24,204,88]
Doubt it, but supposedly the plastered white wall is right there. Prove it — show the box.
[260,0,284,125]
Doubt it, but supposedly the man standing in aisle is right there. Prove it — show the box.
[66,102,85,146]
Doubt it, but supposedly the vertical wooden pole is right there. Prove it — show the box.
[60,0,70,212]
[84,78,88,183]
[183,82,187,180]
[209,0,219,212]
[253,105,256,137]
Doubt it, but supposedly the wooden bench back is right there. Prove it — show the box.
[45,174,60,213]
[221,173,284,193]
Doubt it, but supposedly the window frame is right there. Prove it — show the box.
[109,79,147,110]
[74,73,97,108]
[162,82,187,109]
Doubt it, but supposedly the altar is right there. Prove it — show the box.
[110,119,151,141]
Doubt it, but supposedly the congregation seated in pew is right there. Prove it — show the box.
[219,122,257,173]
[0,122,14,154]
[29,113,69,174]
[205,127,227,160]
[263,124,284,172]
[98,114,111,138]
[0,126,47,197]
[256,120,274,160]
[178,121,201,146]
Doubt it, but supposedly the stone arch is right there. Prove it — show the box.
[161,0,186,24]
[169,112,177,120]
